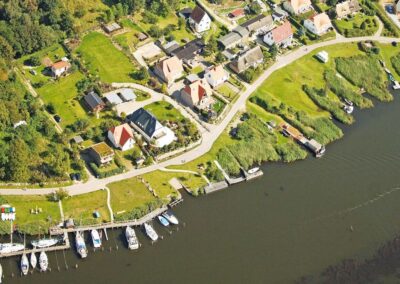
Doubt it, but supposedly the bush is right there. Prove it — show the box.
[89,162,125,179]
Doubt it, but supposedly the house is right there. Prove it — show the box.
[89,142,115,166]
[283,0,313,15]
[229,8,246,19]
[127,108,176,148]
[263,21,293,48]
[136,32,148,41]
[117,88,136,102]
[304,13,333,35]
[181,79,213,109]
[51,60,71,78]
[335,0,361,19]
[72,135,84,144]
[108,123,135,151]
[163,40,181,55]
[84,91,105,112]
[241,14,274,35]
[205,65,229,88]
[229,46,264,74]
[178,7,193,19]
[153,56,184,86]
[103,22,122,34]
[171,38,205,63]
[272,6,289,21]
[104,92,123,106]
[189,6,212,33]
[218,27,249,49]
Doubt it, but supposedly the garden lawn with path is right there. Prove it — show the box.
[334,14,378,37]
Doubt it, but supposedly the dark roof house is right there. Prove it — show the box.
[178,7,193,19]
[83,91,105,112]
[229,46,264,74]
[241,14,274,34]
[190,6,207,24]
[171,38,205,61]
[127,108,159,138]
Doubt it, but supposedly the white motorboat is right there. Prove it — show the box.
[30,252,37,269]
[248,167,260,174]
[21,253,29,275]
[125,226,139,250]
[75,231,88,258]
[39,251,48,272]
[157,215,170,227]
[31,238,59,248]
[0,263,3,283]
[162,211,179,225]
[91,229,101,248]
[0,243,24,254]
[144,223,158,241]
[343,105,354,114]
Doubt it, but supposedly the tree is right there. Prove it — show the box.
[270,44,278,59]
[8,139,30,182]
[26,55,41,66]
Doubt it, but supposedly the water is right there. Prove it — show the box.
[5,96,400,283]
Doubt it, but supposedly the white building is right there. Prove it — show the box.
[283,0,313,15]
[263,21,293,48]
[189,6,212,33]
[304,13,332,36]
[205,65,229,88]
[107,123,135,151]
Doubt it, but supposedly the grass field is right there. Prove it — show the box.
[108,177,157,214]
[144,101,185,122]
[5,195,61,235]
[114,18,146,51]
[216,83,238,101]
[76,32,136,83]
[62,190,110,225]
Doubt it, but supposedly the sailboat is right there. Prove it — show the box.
[91,229,101,248]
[21,253,29,275]
[75,231,88,258]
[125,226,139,250]
[31,238,59,248]
[144,223,158,241]
[0,243,24,254]
[39,251,48,272]
[30,251,37,269]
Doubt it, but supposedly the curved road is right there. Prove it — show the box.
[2,35,399,196]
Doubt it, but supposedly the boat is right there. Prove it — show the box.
[31,238,59,248]
[343,105,354,114]
[30,252,37,269]
[157,215,170,227]
[39,251,48,272]
[75,231,88,258]
[125,226,139,250]
[162,211,179,225]
[0,263,3,283]
[21,253,29,275]
[144,223,158,241]
[316,145,326,158]
[248,167,260,174]
[0,243,24,254]
[91,229,102,248]
[344,99,353,106]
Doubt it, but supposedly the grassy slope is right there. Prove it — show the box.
[76,32,135,83]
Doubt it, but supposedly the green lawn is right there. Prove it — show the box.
[108,177,157,214]
[4,195,61,235]
[76,32,136,83]
[62,190,110,225]
[216,83,238,101]
[334,14,378,37]
[144,101,185,122]
[114,18,146,51]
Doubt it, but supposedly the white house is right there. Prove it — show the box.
[263,21,293,48]
[304,13,333,35]
[283,0,313,15]
[181,79,213,109]
[108,123,135,151]
[127,108,176,148]
[189,6,212,33]
[51,60,71,78]
[205,65,229,88]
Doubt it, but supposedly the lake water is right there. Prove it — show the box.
[5,94,400,283]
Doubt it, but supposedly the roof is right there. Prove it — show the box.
[230,46,264,73]
[179,7,193,17]
[286,0,312,12]
[127,108,162,138]
[117,88,136,101]
[183,79,212,103]
[186,73,200,83]
[308,13,332,31]
[218,32,243,47]
[229,8,245,18]
[72,135,84,144]
[109,123,134,147]
[155,56,184,82]
[233,26,250,38]
[206,65,227,82]
[172,38,205,60]
[163,41,181,55]
[104,22,122,33]
[190,6,207,24]
[271,21,293,43]
[52,61,71,70]
[84,91,104,110]
[336,0,361,17]
[91,142,114,157]
[137,32,148,40]
[241,14,273,32]
[105,92,123,105]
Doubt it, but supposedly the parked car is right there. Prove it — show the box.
[392,41,397,47]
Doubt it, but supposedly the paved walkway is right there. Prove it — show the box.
[196,0,235,30]
[1,35,399,196]
[105,187,114,222]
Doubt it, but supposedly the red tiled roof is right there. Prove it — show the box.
[110,123,133,147]
[271,21,293,43]
[52,61,70,70]
[230,8,245,17]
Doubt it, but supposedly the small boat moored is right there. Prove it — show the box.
[31,238,59,248]
[75,231,88,258]
[157,215,170,227]
[21,253,29,275]
[125,226,139,250]
[30,252,37,269]
[144,223,158,241]
[248,167,260,174]
[343,105,354,114]
[0,243,25,254]
[39,251,48,272]
[91,229,102,248]
[0,263,3,283]
[162,211,179,225]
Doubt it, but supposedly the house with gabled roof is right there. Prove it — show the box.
[181,79,213,109]
[51,60,71,78]
[107,123,135,151]
[205,65,229,88]
[127,108,176,148]
[83,91,105,113]
[229,46,264,74]
[335,0,361,19]
[263,21,294,48]
[241,14,274,36]
[154,56,184,86]
[304,12,333,35]
[89,142,115,166]
[283,0,313,15]
[189,6,212,33]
